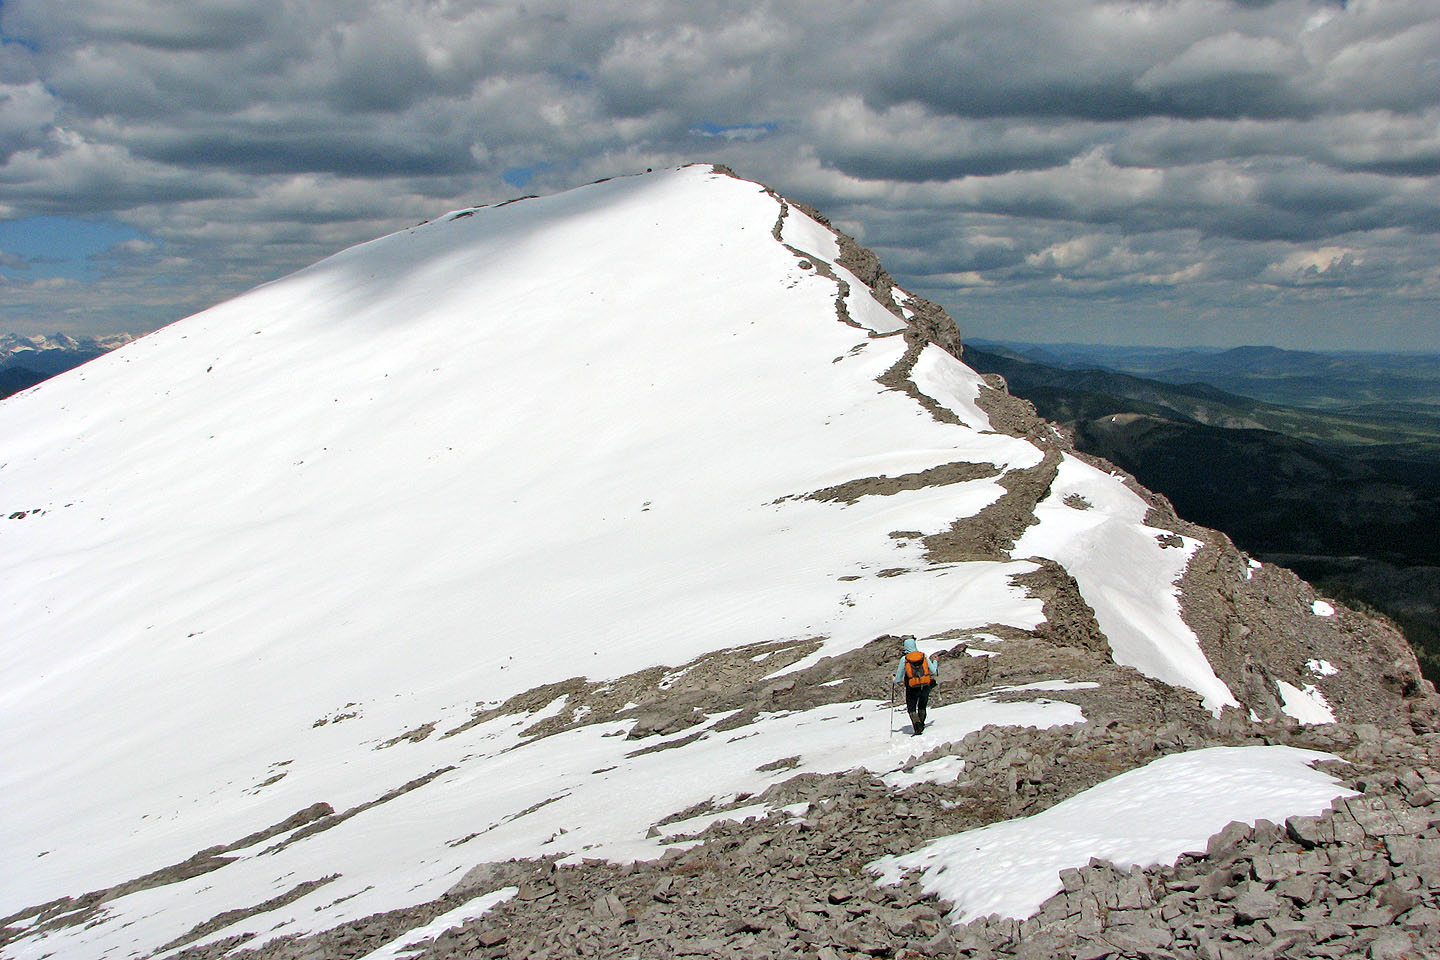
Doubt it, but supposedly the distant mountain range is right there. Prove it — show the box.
[0,333,134,399]
[970,339,1440,432]
[966,340,1440,462]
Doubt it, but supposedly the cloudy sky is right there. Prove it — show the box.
[1,0,1437,350]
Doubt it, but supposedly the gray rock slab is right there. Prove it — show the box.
[1341,796,1436,837]
[1231,890,1284,923]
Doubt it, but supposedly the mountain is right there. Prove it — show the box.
[0,333,135,400]
[3,166,1438,960]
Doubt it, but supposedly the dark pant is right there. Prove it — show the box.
[905,682,933,732]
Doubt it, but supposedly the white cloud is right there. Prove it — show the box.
[0,82,61,157]
[1261,245,1362,285]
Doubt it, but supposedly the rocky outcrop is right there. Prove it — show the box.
[1178,536,1438,733]
[922,450,1061,563]
[1011,560,1110,655]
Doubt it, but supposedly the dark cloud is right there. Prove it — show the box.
[324,18,437,113]
[132,125,479,178]
[4,0,267,52]
[848,0,1438,122]
[0,0,1436,349]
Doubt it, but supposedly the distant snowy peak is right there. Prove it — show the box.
[0,331,133,361]
[0,332,135,399]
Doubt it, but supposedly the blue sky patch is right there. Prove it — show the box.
[0,0,39,52]
[0,217,150,279]
[503,163,549,189]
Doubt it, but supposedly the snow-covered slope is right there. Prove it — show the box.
[0,166,1385,960]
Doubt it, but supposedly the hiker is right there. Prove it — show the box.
[894,636,937,734]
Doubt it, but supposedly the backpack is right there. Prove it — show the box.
[904,650,933,688]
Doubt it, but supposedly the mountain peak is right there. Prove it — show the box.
[2,166,1435,960]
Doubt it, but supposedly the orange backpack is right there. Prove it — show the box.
[904,650,933,687]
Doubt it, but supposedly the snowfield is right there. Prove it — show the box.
[0,166,1332,959]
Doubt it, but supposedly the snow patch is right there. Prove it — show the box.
[960,633,1005,657]
[356,887,518,960]
[833,261,910,336]
[870,745,1355,923]
[1276,681,1337,725]
[993,681,1101,694]
[1307,659,1338,677]
[775,202,841,265]
[909,346,1001,434]
[1312,600,1336,617]
[882,755,966,789]
[655,800,807,842]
